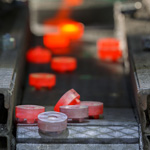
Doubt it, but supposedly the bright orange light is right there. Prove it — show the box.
[97,38,122,62]
[64,0,83,6]
[43,33,70,49]
[60,22,84,40]
[61,24,79,33]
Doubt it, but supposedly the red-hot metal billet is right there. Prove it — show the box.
[26,46,51,64]
[80,101,103,119]
[97,38,122,62]
[51,57,77,73]
[60,105,88,123]
[38,111,67,134]
[15,105,45,124]
[29,73,56,90]
[54,89,80,112]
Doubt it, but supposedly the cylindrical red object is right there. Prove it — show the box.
[43,33,70,49]
[54,89,80,112]
[97,38,122,62]
[80,101,103,119]
[29,73,56,90]
[15,105,45,124]
[26,46,51,64]
[60,105,88,122]
[38,111,67,133]
[51,57,77,73]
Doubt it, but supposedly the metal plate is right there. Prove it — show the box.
[16,143,140,150]
[16,125,139,144]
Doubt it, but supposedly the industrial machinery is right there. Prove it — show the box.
[0,0,150,149]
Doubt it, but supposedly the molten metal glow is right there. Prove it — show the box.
[97,38,122,62]
[43,33,70,49]
[51,57,77,73]
[26,46,51,64]
[65,0,83,6]
[60,22,84,40]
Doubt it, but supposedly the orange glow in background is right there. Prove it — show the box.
[60,22,84,40]
[65,0,83,6]
[43,0,84,54]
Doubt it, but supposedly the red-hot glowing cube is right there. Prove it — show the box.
[97,38,122,62]
[51,57,77,73]
[15,105,45,124]
[26,46,51,64]
[29,73,56,90]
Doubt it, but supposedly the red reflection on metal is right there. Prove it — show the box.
[97,38,122,62]
[51,57,77,73]
[38,111,67,133]
[15,105,45,124]
[26,46,51,64]
[29,73,56,90]
[54,89,80,112]
[60,105,88,122]
[80,101,103,119]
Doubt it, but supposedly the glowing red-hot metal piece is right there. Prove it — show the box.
[51,57,77,73]
[60,105,88,122]
[29,73,56,90]
[15,105,45,124]
[26,46,51,64]
[65,0,83,6]
[97,38,122,62]
[54,89,80,112]
[80,101,103,119]
[38,111,67,134]
[43,33,70,49]
[60,21,84,40]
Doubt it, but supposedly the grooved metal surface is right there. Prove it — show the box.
[16,144,140,150]
[17,125,139,144]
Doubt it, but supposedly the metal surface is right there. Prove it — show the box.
[17,125,139,143]
[16,144,140,150]
[114,1,150,149]
[0,5,28,150]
